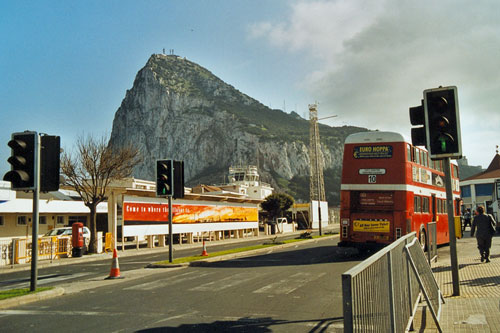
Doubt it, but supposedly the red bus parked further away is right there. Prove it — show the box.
[338,131,461,250]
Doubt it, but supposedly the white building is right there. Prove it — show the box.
[0,180,107,238]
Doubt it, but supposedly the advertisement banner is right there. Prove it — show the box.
[353,220,390,233]
[123,202,258,225]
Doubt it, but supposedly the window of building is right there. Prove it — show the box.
[461,185,471,198]
[69,216,87,225]
[0,216,4,226]
[39,216,47,225]
[56,216,65,225]
[17,216,28,226]
[475,183,493,197]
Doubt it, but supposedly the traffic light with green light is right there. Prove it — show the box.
[424,86,462,159]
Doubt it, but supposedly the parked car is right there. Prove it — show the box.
[44,226,91,247]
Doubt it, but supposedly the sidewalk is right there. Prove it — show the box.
[415,232,500,332]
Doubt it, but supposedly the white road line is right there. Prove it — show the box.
[189,272,263,292]
[253,272,327,295]
[0,309,122,316]
[0,272,92,291]
[124,271,214,291]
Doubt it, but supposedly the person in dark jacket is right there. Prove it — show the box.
[470,205,496,262]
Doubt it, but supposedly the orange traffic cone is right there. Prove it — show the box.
[201,240,209,256]
[106,248,124,279]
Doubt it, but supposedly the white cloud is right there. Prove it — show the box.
[248,0,500,167]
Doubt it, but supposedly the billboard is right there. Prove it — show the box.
[123,202,258,225]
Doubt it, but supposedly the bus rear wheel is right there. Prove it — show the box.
[419,228,427,252]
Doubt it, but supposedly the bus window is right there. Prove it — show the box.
[415,149,420,165]
[414,196,421,213]
[422,197,429,213]
[423,151,429,167]
[453,164,459,178]
[407,144,412,161]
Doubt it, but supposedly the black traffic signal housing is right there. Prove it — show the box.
[40,135,61,192]
[156,159,173,196]
[3,132,36,190]
[424,86,462,159]
[409,99,426,147]
[173,160,184,199]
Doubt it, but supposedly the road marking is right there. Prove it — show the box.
[0,309,123,316]
[189,272,263,292]
[124,271,214,291]
[253,272,327,295]
[0,272,92,291]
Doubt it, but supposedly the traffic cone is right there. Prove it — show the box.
[106,248,124,279]
[201,240,209,256]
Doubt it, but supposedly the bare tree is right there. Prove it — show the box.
[61,134,140,253]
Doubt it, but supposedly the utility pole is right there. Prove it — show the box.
[309,104,336,235]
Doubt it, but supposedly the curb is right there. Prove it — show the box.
[0,287,65,310]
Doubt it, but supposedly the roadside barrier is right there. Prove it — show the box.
[104,232,114,253]
[12,236,72,265]
[426,222,438,264]
[342,232,443,332]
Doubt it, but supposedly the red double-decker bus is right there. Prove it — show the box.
[338,131,460,249]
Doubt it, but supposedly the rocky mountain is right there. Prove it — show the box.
[109,54,367,204]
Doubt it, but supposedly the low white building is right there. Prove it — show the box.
[0,181,107,238]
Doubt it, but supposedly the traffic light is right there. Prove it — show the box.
[409,99,426,146]
[424,86,462,159]
[156,159,173,196]
[3,132,36,190]
[173,160,184,199]
[40,135,61,192]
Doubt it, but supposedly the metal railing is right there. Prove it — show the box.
[342,232,443,332]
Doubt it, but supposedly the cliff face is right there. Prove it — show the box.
[109,54,366,204]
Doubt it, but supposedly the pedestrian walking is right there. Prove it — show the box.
[470,205,496,262]
[462,208,472,231]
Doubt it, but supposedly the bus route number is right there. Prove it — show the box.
[368,175,377,183]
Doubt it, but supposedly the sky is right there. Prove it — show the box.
[1,0,499,178]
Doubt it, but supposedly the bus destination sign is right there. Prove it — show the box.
[353,145,393,159]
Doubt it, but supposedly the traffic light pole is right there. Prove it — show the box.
[30,133,40,292]
[444,157,460,296]
[168,195,173,263]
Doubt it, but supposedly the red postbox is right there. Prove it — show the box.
[72,222,84,257]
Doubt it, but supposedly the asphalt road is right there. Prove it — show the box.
[0,236,364,332]
[0,233,316,291]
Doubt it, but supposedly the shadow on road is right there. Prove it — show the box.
[190,245,371,269]
[136,316,344,332]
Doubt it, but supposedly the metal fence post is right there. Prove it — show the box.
[387,251,396,332]
[342,273,353,332]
